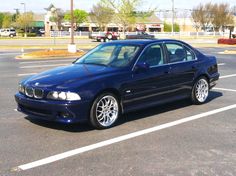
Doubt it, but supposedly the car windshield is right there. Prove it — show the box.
[75,44,140,67]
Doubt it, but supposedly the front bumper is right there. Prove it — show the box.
[15,93,91,123]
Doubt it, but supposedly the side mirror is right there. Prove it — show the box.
[133,62,150,73]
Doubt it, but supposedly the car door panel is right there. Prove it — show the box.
[165,43,197,96]
[122,43,174,110]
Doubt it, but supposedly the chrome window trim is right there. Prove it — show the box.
[163,41,198,62]
[132,41,198,71]
[132,42,165,71]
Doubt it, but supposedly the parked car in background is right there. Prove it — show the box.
[89,31,120,42]
[232,31,236,38]
[39,29,45,36]
[126,31,155,39]
[0,28,16,37]
[15,39,219,129]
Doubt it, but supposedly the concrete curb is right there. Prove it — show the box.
[15,55,80,60]
[220,50,236,55]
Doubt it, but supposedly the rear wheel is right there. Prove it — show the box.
[191,77,209,104]
[90,93,120,129]
[107,33,113,40]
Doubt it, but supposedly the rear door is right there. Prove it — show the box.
[164,42,197,95]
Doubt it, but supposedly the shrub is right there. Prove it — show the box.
[218,38,236,45]
[164,22,180,32]
[27,33,37,37]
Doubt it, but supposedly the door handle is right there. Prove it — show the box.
[165,67,172,74]
[192,65,197,71]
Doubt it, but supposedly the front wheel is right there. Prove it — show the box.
[90,93,120,129]
[107,33,113,40]
[191,77,209,104]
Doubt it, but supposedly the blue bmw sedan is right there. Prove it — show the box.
[15,39,219,129]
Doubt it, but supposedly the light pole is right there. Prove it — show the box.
[171,0,174,35]
[20,2,27,37]
[70,0,74,45]
[68,0,76,53]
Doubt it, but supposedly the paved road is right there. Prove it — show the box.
[0,38,95,46]
[0,37,222,46]
[0,46,235,176]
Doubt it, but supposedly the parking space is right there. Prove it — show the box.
[0,47,236,176]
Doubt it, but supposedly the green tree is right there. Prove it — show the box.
[15,12,34,32]
[2,13,12,28]
[164,22,180,32]
[0,13,5,28]
[164,22,171,32]
[64,9,88,29]
[174,23,180,32]
[12,9,20,22]
[90,1,115,31]
[101,0,141,32]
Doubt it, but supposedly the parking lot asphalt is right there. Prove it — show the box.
[0,46,235,176]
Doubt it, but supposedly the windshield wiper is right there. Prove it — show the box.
[83,62,108,67]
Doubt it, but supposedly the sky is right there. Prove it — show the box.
[0,0,235,13]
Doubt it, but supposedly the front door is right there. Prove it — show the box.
[122,43,172,111]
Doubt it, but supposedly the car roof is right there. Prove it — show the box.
[107,39,186,46]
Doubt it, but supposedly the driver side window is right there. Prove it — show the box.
[139,44,164,67]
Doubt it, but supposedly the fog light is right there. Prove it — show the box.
[59,112,70,118]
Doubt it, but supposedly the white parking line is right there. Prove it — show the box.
[14,104,236,171]
[218,63,225,66]
[19,59,74,64]
[20,64,68,69]
[17,73,37,77]
[213,87,236,92]
[0,53,21,56]
[220,74,236,79]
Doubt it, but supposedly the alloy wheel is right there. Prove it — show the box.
[95,95,119,127]
[195,78,209,103]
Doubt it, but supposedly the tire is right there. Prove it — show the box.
[107,33,112,40]
[90,93,120,129]
[100,38,105,42]
[10,34,14,38]
[191,76,209,104]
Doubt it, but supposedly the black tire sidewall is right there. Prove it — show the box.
[90,93,120,129]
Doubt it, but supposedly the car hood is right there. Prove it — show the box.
[24,64,118,89]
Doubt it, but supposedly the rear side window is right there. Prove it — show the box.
[166,43,195,63]
[138,44,164,67]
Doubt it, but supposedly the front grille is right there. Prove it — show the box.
[34,88,44,99]
[24,86,44,99]
[25,87,34,97]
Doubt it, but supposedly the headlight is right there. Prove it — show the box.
[47,91,81,101]
[18,84,25,94]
